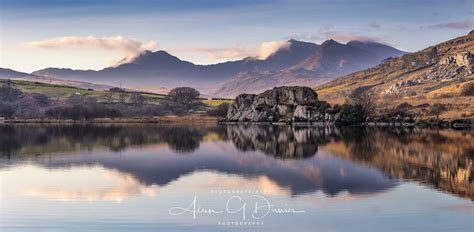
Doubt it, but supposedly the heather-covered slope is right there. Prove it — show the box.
[315,33,474,119]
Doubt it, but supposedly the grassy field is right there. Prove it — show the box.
[1,79,231,107]
[202,99,233,106]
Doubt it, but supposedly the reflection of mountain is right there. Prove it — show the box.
[25,142,396,197]
[0,124,472,199]
[226,125,338,159]
[324,128,474,200]
[0,124,395,197]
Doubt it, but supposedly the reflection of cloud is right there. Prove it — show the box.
[439,204,474,212]
[205,174,291,196]
[23,168,157,203]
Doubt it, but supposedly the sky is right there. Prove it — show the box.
[0,0,473,73]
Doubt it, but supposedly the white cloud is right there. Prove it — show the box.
[23,36,158,66]
[257,40,291,59]
[177,40,291,62]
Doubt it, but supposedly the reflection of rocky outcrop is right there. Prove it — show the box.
[1,124,472,200]
[226,125,338,159]
[225,86,339,122]
[326,127,474,200]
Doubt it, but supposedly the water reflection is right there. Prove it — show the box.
[0,124,472,200]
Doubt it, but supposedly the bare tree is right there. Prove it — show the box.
[103,91,114,104]
[346,90,376,117]
[429,103,448,120]
[129,93,146,106]
[118,93,128,104]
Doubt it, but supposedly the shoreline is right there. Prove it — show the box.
[218,120,473,129]
[1,117,472,129]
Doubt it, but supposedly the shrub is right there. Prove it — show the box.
[207,103,230,117]
[461,82,474,96]
[0,80,22,102]
[339,104,365,125]
[0,103,15,119]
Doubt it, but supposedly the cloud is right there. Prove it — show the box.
[323,32,384,43]
[426,20,474,29]
[369,22,381,29]
[23,36,158,65]
[177,40,291,62]
[257,40,290,59]
[183,47,255,61]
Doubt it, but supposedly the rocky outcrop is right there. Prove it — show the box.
[225,86,339,123]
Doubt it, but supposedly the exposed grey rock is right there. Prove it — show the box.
[225,86,338,123]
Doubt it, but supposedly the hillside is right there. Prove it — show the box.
[315,33,474,119]
[0,68,113,91]
[212,40,405,98]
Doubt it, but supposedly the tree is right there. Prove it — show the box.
[103,91,114,104]
[32,93,50,106]
[118,93,128,104]
[0,103,15,120]
[66,94,97,105]
[346,89,376,117]
[168,87,200,111]
[129,93,146,106]
[429,103,448,120]
[0,80,22,102]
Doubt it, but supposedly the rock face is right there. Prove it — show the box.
[225,86,338,122]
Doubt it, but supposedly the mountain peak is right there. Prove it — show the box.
[321,39,342,47]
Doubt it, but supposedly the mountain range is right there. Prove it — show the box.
[0,68,113,91]
[315,32,473,119]
[27,39,405,97]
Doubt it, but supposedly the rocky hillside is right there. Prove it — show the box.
[315,32,474,119]
[213,40,404,98]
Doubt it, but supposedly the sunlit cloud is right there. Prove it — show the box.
[426,20,474,30]
[175,40,291,62]
[23,36,158,66]
[324,32,385,43]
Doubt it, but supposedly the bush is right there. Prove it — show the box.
[461,82,474,96]
[0,103,15,119]
[45,105,122,121]
[129,93,146,106]
[339,104,365,125]
[207,103,230,117]
[0,80,22,102]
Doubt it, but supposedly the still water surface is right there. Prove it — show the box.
[0,124,473,231]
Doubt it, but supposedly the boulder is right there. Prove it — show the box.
[225,86,337,123]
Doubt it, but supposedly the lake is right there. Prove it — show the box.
[0,124,473,231]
